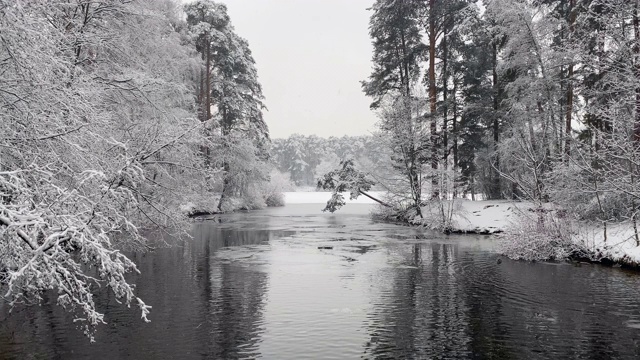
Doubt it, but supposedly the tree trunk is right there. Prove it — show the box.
[205,38,212,122]
[218,109,231,212]
[429,0,439,199]
[452,78,458,198]
[565,0,575,156]
[634,0,640,142]
[198,33,211,161]
[492,41,501,199]
[358,190,391,207]
[442,23,449,170]
[217,163,231,212]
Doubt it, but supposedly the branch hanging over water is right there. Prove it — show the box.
[317,159,389,212]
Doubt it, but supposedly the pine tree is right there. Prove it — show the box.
[185,1,269,211]
[363,0,428,216]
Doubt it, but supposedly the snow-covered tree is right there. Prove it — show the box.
[0,0,210,339]
[184,1,270,212]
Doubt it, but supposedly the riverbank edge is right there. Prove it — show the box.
[185,201,286,218]
[373,199,640,270]
[181,191,286,218]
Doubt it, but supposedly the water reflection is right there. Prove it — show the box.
[0,217,293,359]
[363,239,640,359]
[1,204,640,359]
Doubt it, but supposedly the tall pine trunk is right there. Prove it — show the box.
[565,0,575,157]
[218,109,232,212]
[452,78,458,198]
[205,39,211,122]
[492,41,501,199]
[429,0,439,199]
[442,24,448,171]
[634,0,640,142]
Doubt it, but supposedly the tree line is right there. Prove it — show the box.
[271,134,384,187]
[0,0,271,339]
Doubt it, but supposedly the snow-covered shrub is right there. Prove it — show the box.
[261,170,293,207]
[545,163,635,223]
[179,193,221,216]
[499,208,589,261]
[218,189,266,213]
[415,199,461,232]
[578,192,635,222]
[265,192,285,207]
[371,200,400,221]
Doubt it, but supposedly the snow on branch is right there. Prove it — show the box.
[317,159,389,212]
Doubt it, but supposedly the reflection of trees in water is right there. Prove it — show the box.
[0,292,73,359]
[460,251,512,359]
[3,222,640,358]
[490,260,631,359]
[0,224,276,359]
[364,240,640,359]
[193,224,272,359]
[364,242,512,358]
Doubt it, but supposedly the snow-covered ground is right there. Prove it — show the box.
[441,199,534,234]
[574,222,640,266]
[418,199,640,266]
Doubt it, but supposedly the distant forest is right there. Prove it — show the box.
[271,135,382,187]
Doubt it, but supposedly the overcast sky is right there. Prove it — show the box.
[217,0,378,139]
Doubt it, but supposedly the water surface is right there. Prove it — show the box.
[2,203,640,359]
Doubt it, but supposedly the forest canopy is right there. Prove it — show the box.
[359,0,640,232]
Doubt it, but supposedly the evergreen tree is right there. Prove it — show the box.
[363,0,427,216]
[184,1,270,211]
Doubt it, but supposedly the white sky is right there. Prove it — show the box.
[216,0,378,139]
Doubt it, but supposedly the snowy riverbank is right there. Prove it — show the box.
[296,192,640,268]
[419,199,534,234]
[197,191,640,268]
[409,199,640,268]
[572,222,640,267]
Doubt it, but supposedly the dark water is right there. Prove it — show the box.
[2,203,640,359]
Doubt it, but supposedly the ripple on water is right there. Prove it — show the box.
[3,204,640,359]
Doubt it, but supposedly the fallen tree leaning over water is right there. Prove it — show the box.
[317,160,390,213]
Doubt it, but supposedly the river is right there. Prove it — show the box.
[2,201,640,359]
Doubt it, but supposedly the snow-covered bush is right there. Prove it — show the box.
[213,134,271,212]
[218,194,263,212]
[265,192,285,207]
[261,170,293,207]
[415,199,461,232]
[499,208,590,261]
